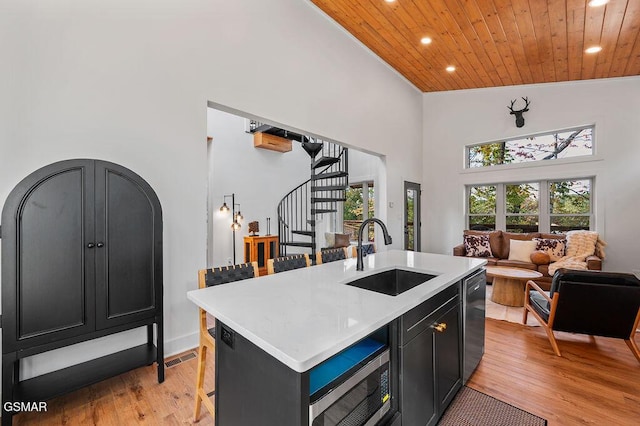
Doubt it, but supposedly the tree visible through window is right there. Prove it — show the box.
[467,179,592,233]
[506,183,539,232]
[468,126,593,168]
[468,185,496,230]
[549,179,591,232]
[343,182,374,241]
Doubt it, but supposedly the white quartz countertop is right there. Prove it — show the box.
[187,250,486,372]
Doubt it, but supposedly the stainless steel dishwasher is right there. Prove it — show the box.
[462,268,486,383]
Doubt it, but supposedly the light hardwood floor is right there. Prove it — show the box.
[11,318,640,425]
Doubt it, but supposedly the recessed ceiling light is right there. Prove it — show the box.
[585,46,602,54]
[384,0,396,3]
[588,0,609,6]
[421,37,432,45]
[446,66,456,72]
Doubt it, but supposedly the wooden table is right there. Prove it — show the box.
[485,266,543,307]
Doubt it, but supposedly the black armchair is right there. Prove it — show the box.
[523,268,640,362]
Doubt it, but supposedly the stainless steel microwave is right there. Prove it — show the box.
[309,350,390,426]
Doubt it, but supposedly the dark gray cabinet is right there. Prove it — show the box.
[399,284,462,426]
[1,159,164,425]
[210,276,472,426]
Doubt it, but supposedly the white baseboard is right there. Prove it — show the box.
[163,331,199,359]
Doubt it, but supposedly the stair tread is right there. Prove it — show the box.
[311,185,347,192]
[312,208,337,214]
[292,230,315,236]
[281,241,314,247]
[312,171,349,180]
[313,157,340,169]
[312,197,347,203]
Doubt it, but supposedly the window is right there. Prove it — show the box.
[505,183,539,232]
[468,185,496,230]
[549,179,591,232]
[467,178,592,233]
[343,182,374,241]
[467,126,594,168]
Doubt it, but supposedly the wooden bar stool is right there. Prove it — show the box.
[194,261,259,422]
[267,253,311,274]
[316,247,348,265]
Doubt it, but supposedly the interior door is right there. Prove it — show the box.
[404,182,421,251]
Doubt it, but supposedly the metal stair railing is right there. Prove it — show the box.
[278,140,348,256]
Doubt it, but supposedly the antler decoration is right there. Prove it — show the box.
[508,97,530,128]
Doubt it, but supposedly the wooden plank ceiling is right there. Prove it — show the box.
[310,0,640,92]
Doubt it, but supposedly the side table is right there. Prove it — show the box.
[486,266,543,307]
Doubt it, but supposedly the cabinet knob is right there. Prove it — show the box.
[87,243,95,248]
[96,242,104,248]
[433,322,447,332]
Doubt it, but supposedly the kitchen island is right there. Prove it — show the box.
[187,250,486,425]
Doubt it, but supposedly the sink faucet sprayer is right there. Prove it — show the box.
[356,218,392,271]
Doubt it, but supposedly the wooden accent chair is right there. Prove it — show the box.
[350,243,376,259]
[523,268,640,362]
[194,262,259,422]
[316,247,348,265]
[267,253,311,274]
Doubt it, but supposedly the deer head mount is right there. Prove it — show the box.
[508,97,530,128]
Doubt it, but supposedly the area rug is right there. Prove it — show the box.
[485,284,540,327]
[438,386,547,426]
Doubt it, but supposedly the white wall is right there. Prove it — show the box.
[422,76,640,273]
[0,0,422,380]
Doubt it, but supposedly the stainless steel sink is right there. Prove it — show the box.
[345,269,437,296]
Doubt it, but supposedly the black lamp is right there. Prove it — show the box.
[220,193,242,263]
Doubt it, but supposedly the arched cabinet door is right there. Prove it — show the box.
[2,160,95,351]
[94,161,162,329]
[1,159,162,351]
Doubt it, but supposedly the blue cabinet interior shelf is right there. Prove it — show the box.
[309,337,385,397]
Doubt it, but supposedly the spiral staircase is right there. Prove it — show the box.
[249,122,348,256]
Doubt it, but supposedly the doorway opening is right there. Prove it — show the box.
[404,181,421,251]
[206,102,387,266]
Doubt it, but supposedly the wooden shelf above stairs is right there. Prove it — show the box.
[254,132,292,153]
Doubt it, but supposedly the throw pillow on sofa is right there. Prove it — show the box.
[324,232,335,248]
[534,237,566,261]
[463,234,493,257]
[530,250,551,265]
[334,233,350,248]
[324,232,351,248]
[508,239,537,263]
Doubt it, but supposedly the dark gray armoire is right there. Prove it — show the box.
[1,159,164,425]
